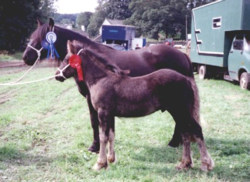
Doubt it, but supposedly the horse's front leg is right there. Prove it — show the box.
[86,95,100,153]
[93,109,113,171]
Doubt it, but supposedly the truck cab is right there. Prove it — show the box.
[228,34,250,89]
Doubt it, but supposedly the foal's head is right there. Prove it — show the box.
[55,40,129,82]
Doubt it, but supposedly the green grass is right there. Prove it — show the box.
[0,65,249,182]
[0,52,23,62]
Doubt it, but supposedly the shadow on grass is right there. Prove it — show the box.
[0,145,52,168]
[125,137,250,182]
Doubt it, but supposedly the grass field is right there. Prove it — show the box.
[0,63,249,182]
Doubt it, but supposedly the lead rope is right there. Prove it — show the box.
[0,45,58,86]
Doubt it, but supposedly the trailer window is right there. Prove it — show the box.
[212,17,221,29]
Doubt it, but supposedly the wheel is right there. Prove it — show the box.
[239,72,250,90]
[198,65,208,80]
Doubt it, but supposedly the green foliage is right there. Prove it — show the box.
[53,13,78,25]
[87,0,131,37]
[103,0,132,20]
[126,0,216,39]
[76,12,93,30]
[0,0,54,52]
[87,10,106,37]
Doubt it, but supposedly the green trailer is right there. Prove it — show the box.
[190,0,250,90]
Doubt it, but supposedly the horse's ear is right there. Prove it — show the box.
[49,18,54,30]
[67,40,74,55]
[37,19,43,27]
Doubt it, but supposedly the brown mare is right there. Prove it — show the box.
[55,40,214,171]
[23,18,197,153]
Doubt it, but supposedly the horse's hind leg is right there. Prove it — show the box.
[195,136,214,171]
[176,133,193,170]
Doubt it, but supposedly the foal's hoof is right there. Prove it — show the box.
[107,153,116,163]
[92,162,108,171]
[88,142,100,153]
[201,158,214,172]
[176,161,193,171]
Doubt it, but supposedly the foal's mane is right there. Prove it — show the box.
[81,48,129,76]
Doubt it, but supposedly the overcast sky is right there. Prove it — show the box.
[54,0,99,14]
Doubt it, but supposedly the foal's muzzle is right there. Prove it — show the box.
[55,64,70,82]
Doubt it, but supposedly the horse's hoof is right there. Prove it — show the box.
[88,142,100,153]
[176,161,193,171]
[92,162,108,171]
[107,153,116,163]
[168,139,180,148]
[201,158,214,172]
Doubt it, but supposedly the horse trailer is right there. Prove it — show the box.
[102,25,135,50]
[190,0,250,90]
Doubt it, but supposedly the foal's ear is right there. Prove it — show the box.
[67,40,74,55]
[49,18,55,30]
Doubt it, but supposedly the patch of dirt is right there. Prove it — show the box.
[0,61,25,68]
[0,90,17,105]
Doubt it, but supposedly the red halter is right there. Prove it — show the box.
[69,55,83,81]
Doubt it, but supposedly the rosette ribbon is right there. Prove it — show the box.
[69,55,84,81]
[41,40,60,59]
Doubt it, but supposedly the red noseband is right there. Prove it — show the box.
[69,55,83,81]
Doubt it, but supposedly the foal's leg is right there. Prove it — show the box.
[93,109,111,171]
[86,95,100,153]
[176,133,193,170]
[195,137,214,171]
[107,120,116,163]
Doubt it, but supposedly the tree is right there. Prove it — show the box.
[0,0,54,51]
[103,0,132,20]
[76,12,93,31]
[87,0,132,37]
[126,0,216,39]
[87,10,106,37]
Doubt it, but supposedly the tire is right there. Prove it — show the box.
[239,72,250,90]
[198,65,208,80]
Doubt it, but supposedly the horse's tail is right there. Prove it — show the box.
[168,76,201,148]
[183,53,195,79]
[190,78,200,125]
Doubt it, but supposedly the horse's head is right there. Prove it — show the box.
[22,18,55,65]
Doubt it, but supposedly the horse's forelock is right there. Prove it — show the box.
[31,23,50,42]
